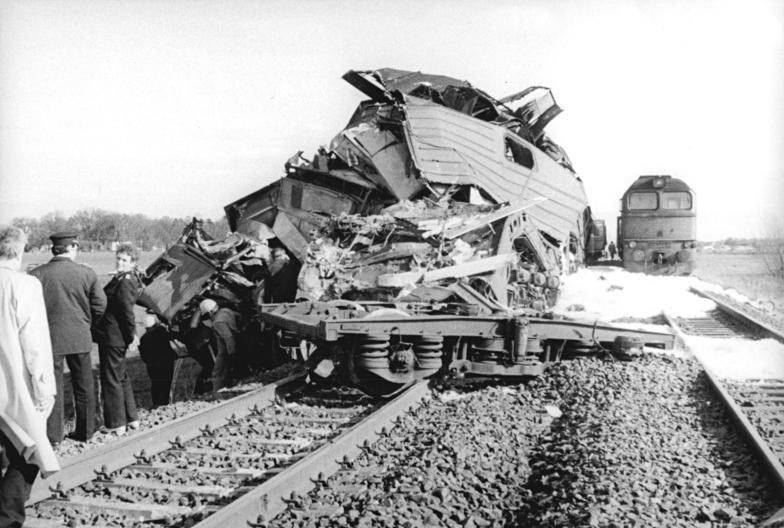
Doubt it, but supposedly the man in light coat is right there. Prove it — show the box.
[0,225,60,527]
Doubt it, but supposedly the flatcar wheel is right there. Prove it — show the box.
[341,342,409,398]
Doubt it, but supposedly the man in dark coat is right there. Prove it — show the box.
[138,313,177,407]
[262,247,300,303]
[608,241,617,260]
[92,244,143,434]
[198,299,242,391]
[29,231,106,443]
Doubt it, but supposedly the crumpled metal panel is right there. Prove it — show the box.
[402,96,587,242]
[137,244,217,322]
[331,124,422,201]
[499,86,563,141]
[343,68,472,102]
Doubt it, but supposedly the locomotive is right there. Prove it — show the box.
[617,175,696,275]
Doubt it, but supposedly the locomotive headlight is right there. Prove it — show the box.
[632,249,645,262]
[652,177,665,188]
[628,240,636,249]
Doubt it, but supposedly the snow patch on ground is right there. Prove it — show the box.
[688,336,784,380]
[554,267,715,321]
[553,266,784,381]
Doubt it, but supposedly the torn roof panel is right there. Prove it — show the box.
[343,68,472,101]
[401,97,587,242]
[344,127,423,201]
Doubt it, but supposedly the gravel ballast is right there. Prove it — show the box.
[271,354,782,527]
[52,360,303,459]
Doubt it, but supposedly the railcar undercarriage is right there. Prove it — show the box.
[261,299,676,396]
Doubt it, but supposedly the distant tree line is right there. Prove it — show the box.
[720,237,783,249]
[699,237,784,252]
[699,237,784,283]
[12,209,230,251]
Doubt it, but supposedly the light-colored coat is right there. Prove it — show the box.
[0,263,60,477]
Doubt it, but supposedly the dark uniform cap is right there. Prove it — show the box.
[50,231,79,247]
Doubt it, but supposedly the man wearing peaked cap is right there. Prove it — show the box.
[49,231,79,250]
[30,230,106,444]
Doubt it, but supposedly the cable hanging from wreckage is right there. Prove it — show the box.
[140,68,673,397]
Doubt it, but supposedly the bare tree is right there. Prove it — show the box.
[761,216,784,284]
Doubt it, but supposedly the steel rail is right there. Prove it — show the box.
[28,372,305,504]
[663,312,784,522]
[690,287,784,342]
[191,380,431,527]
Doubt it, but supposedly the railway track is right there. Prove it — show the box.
[665,287,784,526]
[25,374,429,528]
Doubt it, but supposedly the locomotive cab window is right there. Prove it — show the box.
[504,138,534,169]
[627,192,658,210]
[662,191,692,210]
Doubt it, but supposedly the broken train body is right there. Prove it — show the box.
[142,68,674,396]
[227,68,598,310]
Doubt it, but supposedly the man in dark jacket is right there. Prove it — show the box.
[138,313,177,407]
[92,243,143,434]
[262,247,300,303]
[198,299,242,391]
[30,231,106,443]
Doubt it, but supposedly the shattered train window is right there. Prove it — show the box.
[504,138,534,169]
[661,192,692,210]
[628,192,658,210]
[291,185,303,209]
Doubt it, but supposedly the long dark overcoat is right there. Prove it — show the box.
[30,256,106,355]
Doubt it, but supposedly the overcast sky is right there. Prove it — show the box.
[1,0,782,241]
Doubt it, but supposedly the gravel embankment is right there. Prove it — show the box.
[271,355,782,527]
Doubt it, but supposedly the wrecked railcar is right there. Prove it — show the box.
[217,68,672,396]
[226,68,602,310]
[137,220,268,333]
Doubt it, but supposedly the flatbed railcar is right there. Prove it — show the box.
[261,299,676,397]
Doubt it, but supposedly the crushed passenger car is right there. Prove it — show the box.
[226,68,603,312]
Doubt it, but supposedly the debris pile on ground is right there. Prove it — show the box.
[271,356,781,527]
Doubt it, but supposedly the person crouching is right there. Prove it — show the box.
[198,299,242,391]
[138,313,177,407]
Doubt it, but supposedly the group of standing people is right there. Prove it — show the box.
[1,225,299,526]
[0,227,143,527]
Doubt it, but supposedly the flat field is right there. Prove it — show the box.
[22,249,161,281]
[694,251,784,308]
